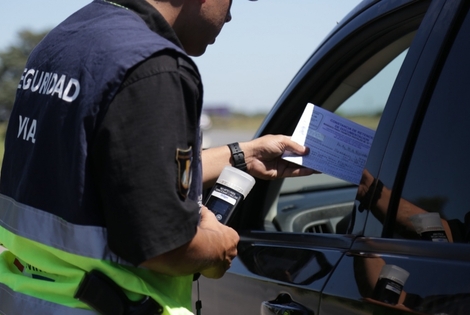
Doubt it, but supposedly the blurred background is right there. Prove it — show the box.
[0,0,363,157]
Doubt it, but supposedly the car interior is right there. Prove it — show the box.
[261,30,421,234]
[227,0,431,236]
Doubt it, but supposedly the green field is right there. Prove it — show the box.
[209,113,381,131]
[209,113,266,131]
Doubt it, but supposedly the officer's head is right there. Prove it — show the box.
[149,0,256,56]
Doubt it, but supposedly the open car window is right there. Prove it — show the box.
[264,43,413,234]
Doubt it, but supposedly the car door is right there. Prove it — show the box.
[194,1,432,314]
[320,0,470,314]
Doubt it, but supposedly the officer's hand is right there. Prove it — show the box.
[198,206,239,279]
[241,135,319,180]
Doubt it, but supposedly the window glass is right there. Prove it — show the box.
[338,50,407,129]
[266,47,411,234]
[398,11,470,244]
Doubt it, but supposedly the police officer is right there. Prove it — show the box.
[0,0,313,314]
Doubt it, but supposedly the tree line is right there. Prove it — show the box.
[0,30,48,122]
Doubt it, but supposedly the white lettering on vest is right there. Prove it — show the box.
[51,75,66,99]
[18,68,81,103]
[62,78,80,103]
[18,69,27,89]
[31,71,44,92]
[38,72,51,94]
[22,69,36,90]
[46,73,58,95]
[18,115,37,144]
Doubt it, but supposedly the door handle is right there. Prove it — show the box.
[261,293,314,315]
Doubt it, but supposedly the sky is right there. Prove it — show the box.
[0,0,363,115]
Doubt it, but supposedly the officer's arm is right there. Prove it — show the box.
[202,135,313,189]
[140,206,239,278]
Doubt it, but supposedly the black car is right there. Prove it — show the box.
[195,0,470,314]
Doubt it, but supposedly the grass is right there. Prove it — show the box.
[209,113,266,131]
[209,113,381,131]
[347,115,381,130]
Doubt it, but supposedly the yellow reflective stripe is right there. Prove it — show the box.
[0,232,194,314]
[0,211,194,314]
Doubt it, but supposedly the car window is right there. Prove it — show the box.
[265,43,412,234]
[393,8,470,244]
[336,49,407,129]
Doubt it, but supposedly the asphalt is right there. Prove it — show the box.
[202,128,255,148]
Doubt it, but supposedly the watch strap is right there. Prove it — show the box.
[227,142,247,172]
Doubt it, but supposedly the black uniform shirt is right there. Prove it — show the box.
[91,0,203,266]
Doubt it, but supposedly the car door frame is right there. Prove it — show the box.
[320,0,470,314]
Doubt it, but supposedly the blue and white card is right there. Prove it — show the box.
[283,103,375,184]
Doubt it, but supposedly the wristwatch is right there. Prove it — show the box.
[227,142,247,172]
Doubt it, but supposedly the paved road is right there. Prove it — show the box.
[203,128,256,148]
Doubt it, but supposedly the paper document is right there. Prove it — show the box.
[283,103,375,184]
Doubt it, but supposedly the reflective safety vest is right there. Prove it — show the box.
[0,1,202,314]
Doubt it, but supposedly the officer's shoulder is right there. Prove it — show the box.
[124,50,200,86]
[150,50,199,78]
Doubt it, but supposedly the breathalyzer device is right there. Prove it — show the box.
[204,166,255,224]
